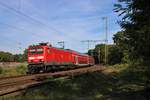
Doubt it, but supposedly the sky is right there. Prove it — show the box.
[0,0,121,54]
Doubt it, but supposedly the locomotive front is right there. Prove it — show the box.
[27,43,95,74]
[27,44,47,73]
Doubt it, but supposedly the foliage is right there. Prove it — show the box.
[113,31,127,50]
[22,49,28,62]
[14,54,23,62]
[108,45,123,65]
[0,49,27,62]
[114,0,150,97]
[0,51,14,62]
[9,65,147,100]
[95,44,106,64]
[16,65,27,75]
[88,43,127,65]
[113,31,130,64]
[88,31,130,65]
[88,44,105,64]
[0,67,3,74]
[114,0,150,64]
[0,63,27,77]
[87,44,102,64]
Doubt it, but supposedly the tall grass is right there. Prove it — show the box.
[0,67,3,74]
[9,64,147,100]
[0,63,27,77]
[16,65,27,75]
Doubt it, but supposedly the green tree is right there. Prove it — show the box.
[14,54,23,62]
[88,49,99,64]
[22,49,28,62]
[0,51,14,62]
[88,44,105,64]
[114,0,150,64]
[108,45,123,65]
[114,0,150,98]
[95,44,105,64]
[113,31,129,63]
[113,31,127,50]
[88,43,124,65]
[88,31,130,65]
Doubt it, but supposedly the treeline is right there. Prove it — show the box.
[0,49,27,62]
[89,0,150,98]
[114,0,150,65]
[88,31,127,65]
[90,0,150,66]
[113,0,150,96]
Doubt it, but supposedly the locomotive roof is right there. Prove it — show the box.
[29,42,51,47]
[65,49,89,56]
[50,47,89,56]
[28,43,89,56]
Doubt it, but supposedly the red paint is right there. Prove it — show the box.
[28,43,95,66]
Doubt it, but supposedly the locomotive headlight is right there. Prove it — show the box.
[29,57,35,60]
[37,56,44,59]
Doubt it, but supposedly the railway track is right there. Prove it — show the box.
[0,65,105,98]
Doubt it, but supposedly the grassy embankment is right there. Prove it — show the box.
[0,63,27,77]
[9,63,147,100]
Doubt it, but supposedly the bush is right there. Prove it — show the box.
[0,67,3,74]
[16,65,27,75]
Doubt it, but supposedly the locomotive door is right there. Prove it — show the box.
[75,56,78,65]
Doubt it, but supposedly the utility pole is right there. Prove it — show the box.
[57,41,65,49]
[102,17,108,65]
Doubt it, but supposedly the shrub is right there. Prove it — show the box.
[16,65,27,75]
[0,67,3,74]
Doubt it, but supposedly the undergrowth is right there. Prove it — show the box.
[0,63,27,77]
[9,64,148,100]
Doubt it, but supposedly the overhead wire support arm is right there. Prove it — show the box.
[57,41,65,49]
[81,40,105,50]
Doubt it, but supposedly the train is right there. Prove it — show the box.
[27,43,95,73]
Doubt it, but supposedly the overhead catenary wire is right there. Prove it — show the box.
[0,1,62,34]
[0,1,105,42]
[0,21,39,36]
[0,1,106,41]
[81,40,105,50]
[0,1,77,41]
[0,1,108,53]
[0,2,65,48]
[0,21,41,52]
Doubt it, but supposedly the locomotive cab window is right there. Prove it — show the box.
[29,49,36,54]
[36,48,43,54]
[29,48,43,54]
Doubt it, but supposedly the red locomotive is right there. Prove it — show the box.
[27,43,95,73]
